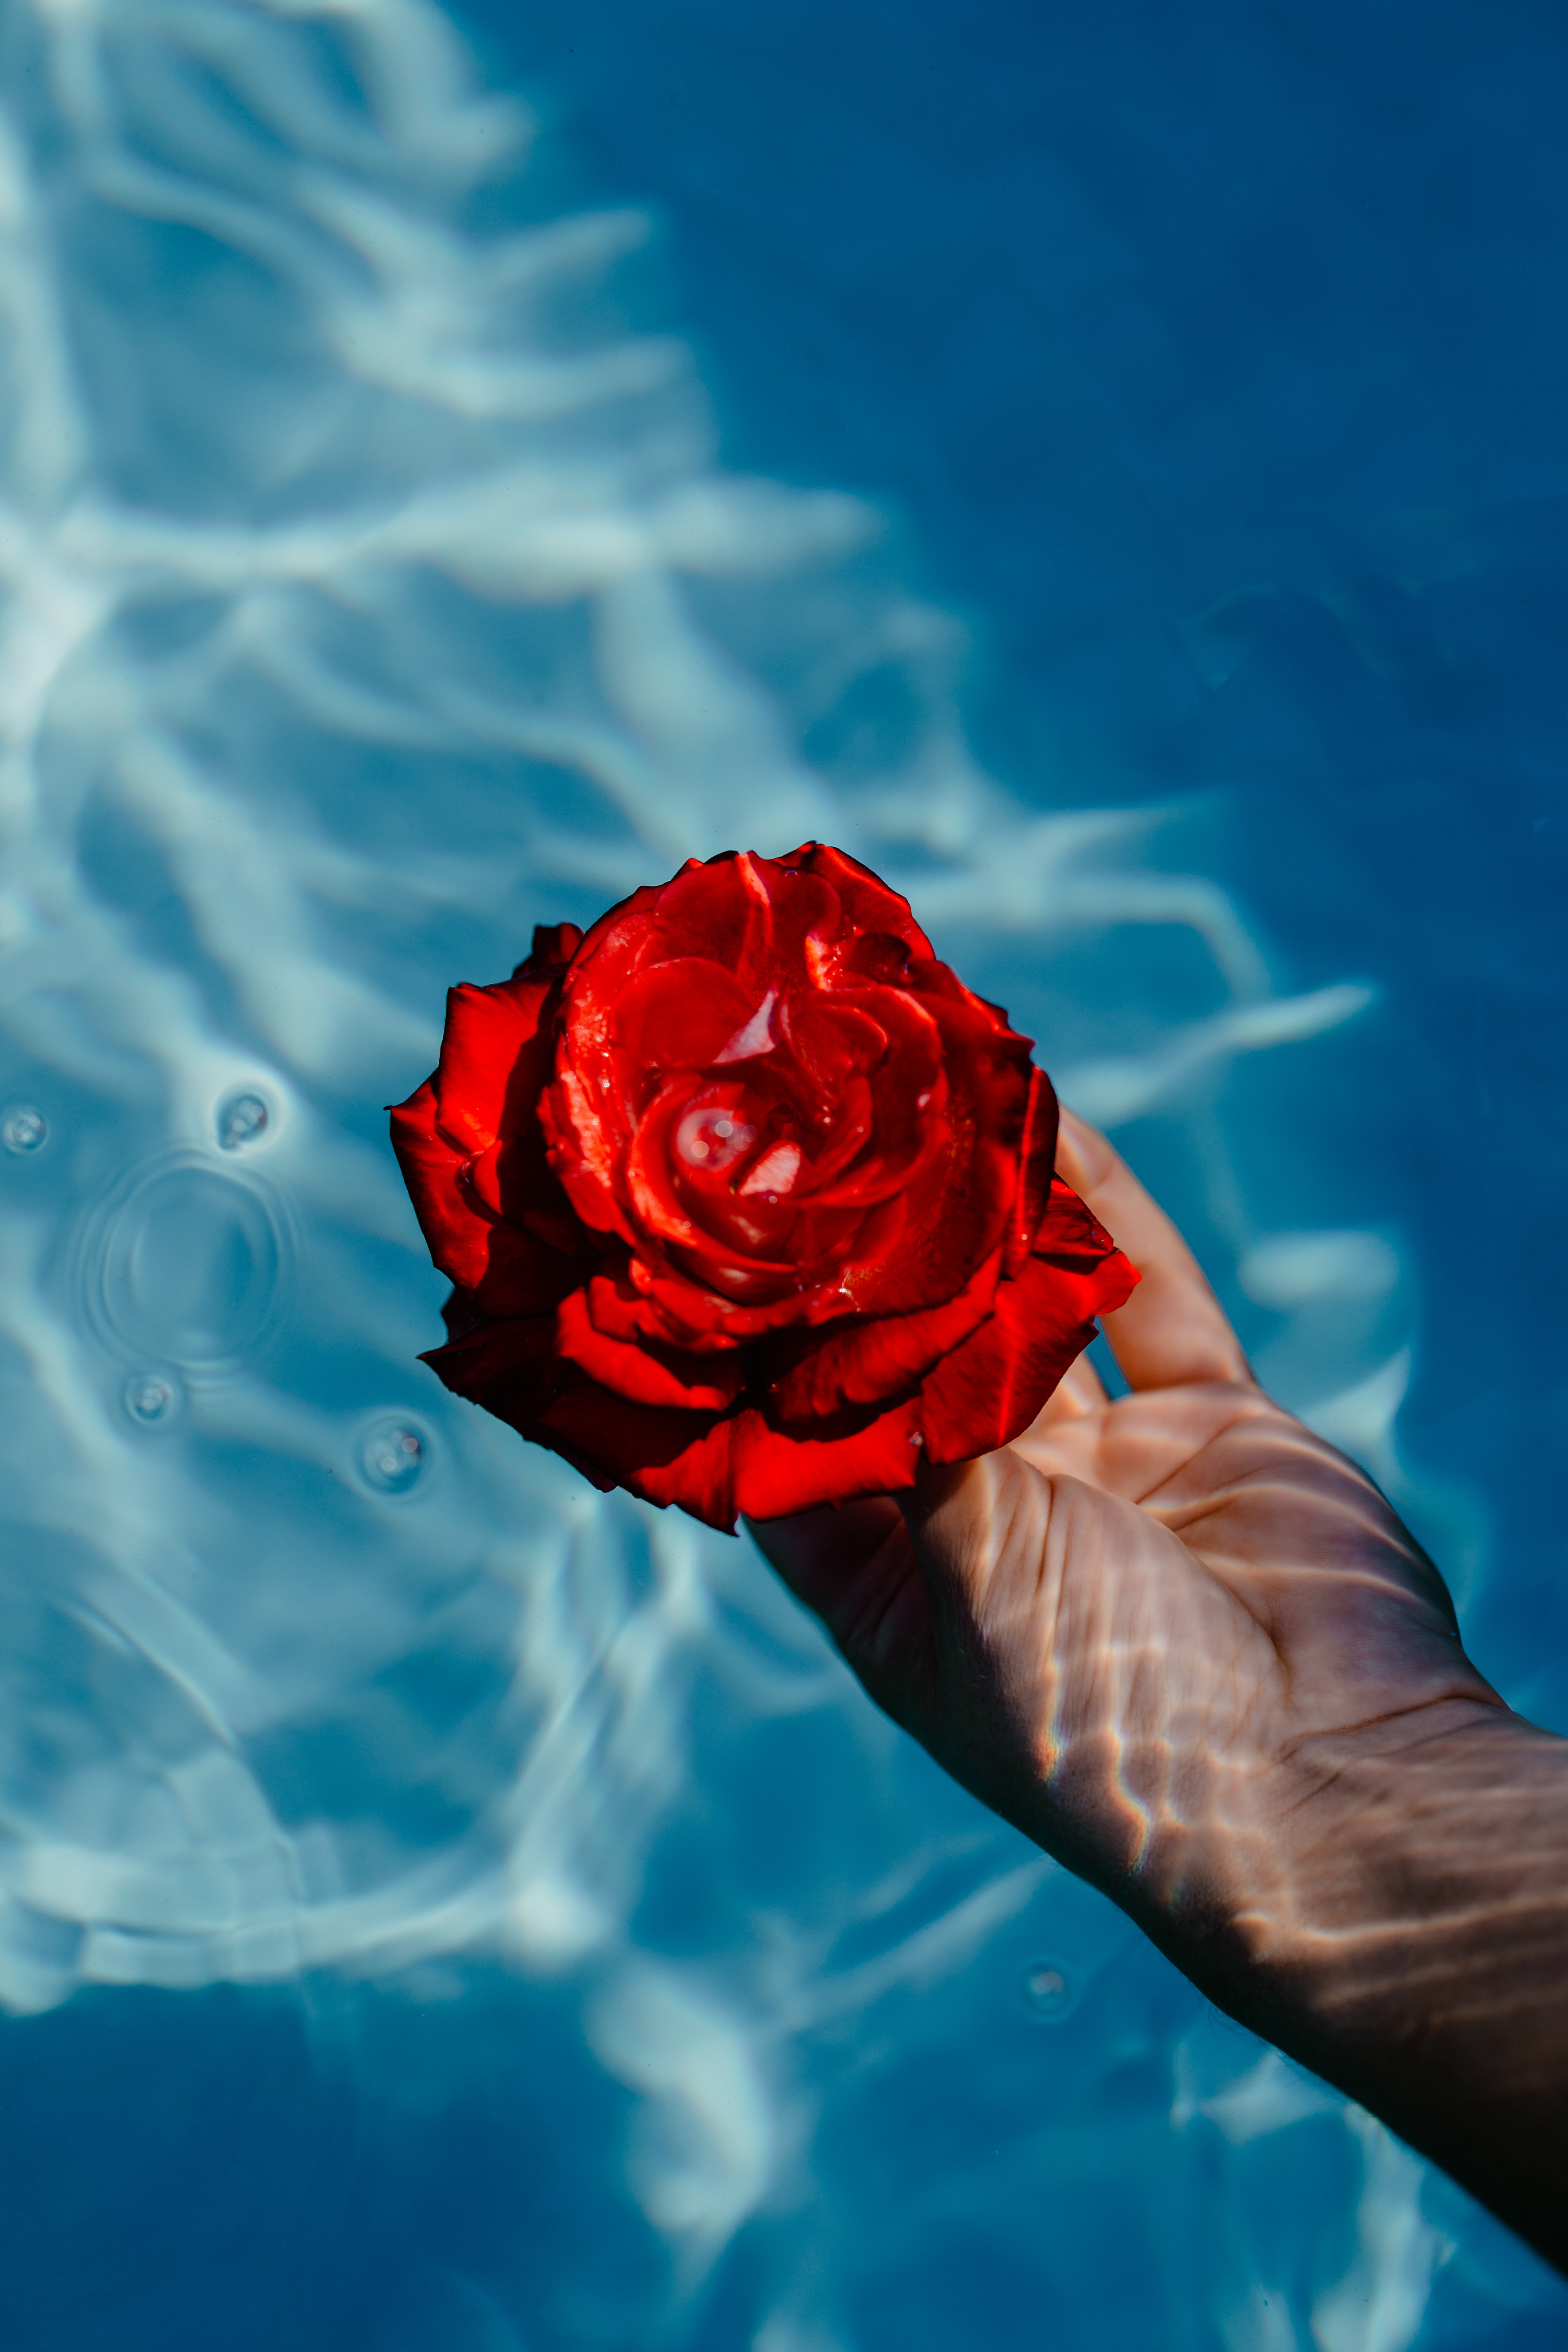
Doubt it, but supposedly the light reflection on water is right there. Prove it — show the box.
[0,1,1556,2346]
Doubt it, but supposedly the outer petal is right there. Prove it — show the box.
[1003,1067,1061,1277]
[552,1391,925,1529]
[390,1078,583,1314]
[391,1079,490,1292]
[765,1245,1003,1418]
[730,1397,923,1521]
[918,1193,1138,1461]
[554,1287,747,1411]
[520,922,584,969]
[433,973,556,1156]
[1031,1175,1136,1279]
[537,1383,741,1530]
[646,852,774,983]
[776,842,934,967]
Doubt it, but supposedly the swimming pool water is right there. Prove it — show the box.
[2,1,1567,2345]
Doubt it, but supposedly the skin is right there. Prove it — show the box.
[752,1109,1568,2274]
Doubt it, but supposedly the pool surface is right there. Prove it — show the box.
[2,1,1567,2344]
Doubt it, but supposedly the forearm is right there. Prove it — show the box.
[1218,1701,1568,2272]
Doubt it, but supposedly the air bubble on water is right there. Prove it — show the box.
[1019,1960,1078,2021]
[357,1416,430,1496]
[2,1104,48,1155]
[125,1373,178,1426]
[216,1091,270,1151]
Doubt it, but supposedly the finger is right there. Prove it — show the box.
[1056,1106,1251,1391]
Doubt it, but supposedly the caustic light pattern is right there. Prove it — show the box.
[0,0,1534,2346]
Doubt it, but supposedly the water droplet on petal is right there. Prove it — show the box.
[675,1106,755,1171]
[216,1091,270,1151]
[2,1103,47,1155]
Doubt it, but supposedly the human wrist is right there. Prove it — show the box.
[1202,1698,1568,2267]
[1247,1698,1553,2023]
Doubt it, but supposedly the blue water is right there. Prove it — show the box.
[1,2,1566,2345]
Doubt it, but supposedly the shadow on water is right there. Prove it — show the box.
[0,0,1565,2343]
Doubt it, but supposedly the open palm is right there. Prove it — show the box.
[751,1110,1502,2003]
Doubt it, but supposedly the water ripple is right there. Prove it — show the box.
[74,1150,293,1377]
[0,0,1496,2343]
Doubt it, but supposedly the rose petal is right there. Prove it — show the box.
[585,1263,741,1354]
[543,1387,925,1530]
[1031,1174,1134,1275]
[611,958,759,1073]
[433,973,557,1157]
[1003,1068,1061,1277]
[774,843,934,969]
[555,1286,747,1410]
[732,1396,923,1521]
[918,1217,1139,1461]
[391,1080,491,1294]
[517,922,583,971]
[839,975,1032,1315]
[765,1244,1004,1418]
[391,1080,584,1314]
[608,1255,858,1346]
[648,852,773,977]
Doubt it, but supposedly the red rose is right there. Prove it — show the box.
[391,844,1136,1531]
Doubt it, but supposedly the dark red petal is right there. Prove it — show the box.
[536,1382,744,1531]
[1032,1175,1136,1275]
[432,974,556,1157]
[647,853,774,978]
[390,1079,491,1294]
[537,1073,634,1244]
[774,842,934,965]
[731,1397,923,1520]
[469,1228,586,1319]
[610,958,760,1072]
[623,1253,857,1343]
[779,994,888,1097]
[1003,1068,1061,1278]
[918,1219,1139,1462]
[392,1080,587,1315]
[585,1263,744,1354]
[467,1129,564,1225]
[787,985,945,1204]
[423,1311,556,1397]
[838,931,913,985]
[555,1286,747,1411]
[536,1390,924,1530]
[766,1246,1003,1418]
[743,858,844,979]
[839,978,1032,1317]
[518,922,583,971]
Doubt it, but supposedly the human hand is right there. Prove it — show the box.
[750,1109,1503,2012]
